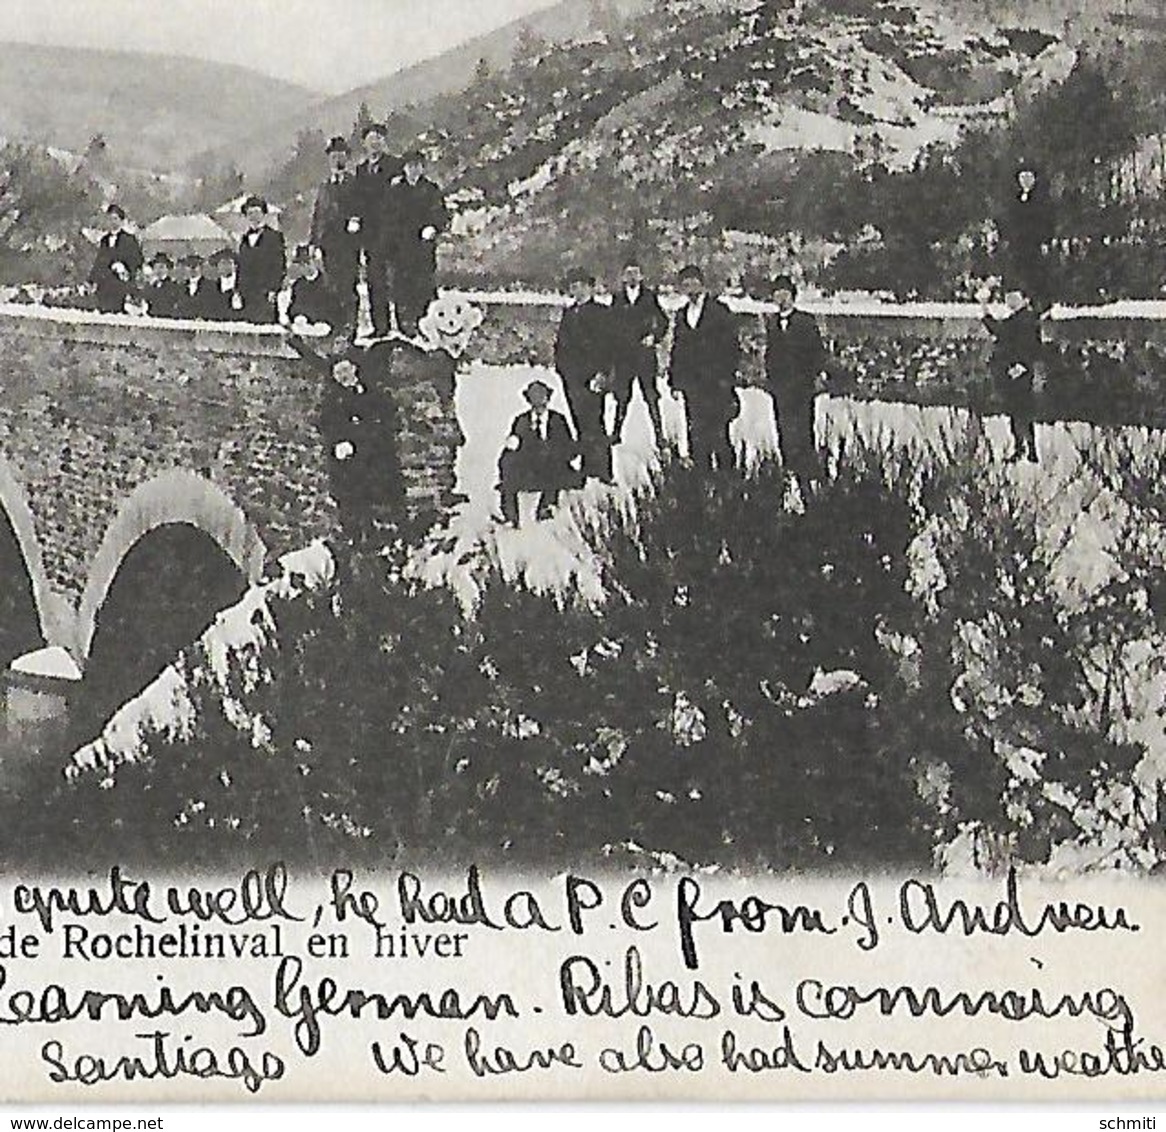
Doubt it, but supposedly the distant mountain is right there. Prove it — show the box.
[0,42,317,173]
[191,0,652,179]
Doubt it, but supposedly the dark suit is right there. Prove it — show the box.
[984,307,1043,460]
[318,357,404,545]
[289,274,344,330]
[174,280,234,322]
[669,297,741,469]
[144,280,183,319]
[555,300,613,481]
[497,408,579,524]
[1001,187,1056,304]
[764,308,827,479]
[197,281,238,322]
[236,226,287,323]
[387,175,450,332]
[89,231,144,313]
[353,155,404,335]
[608,286,667,443]
[310,171,361,327]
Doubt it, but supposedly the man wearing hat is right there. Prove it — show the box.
[555,271,613,483]
[353,123,404,337]
[763,275,828,483]
[88,204,144,313]
[607,256,668,448]
[497,378,579,527]
[1001,165,1056,308]
[983,288,1045,463]
[235,195,286,323]
[202,250,240,321]
[172,254,209,320]
[387,149,450,335]
[144,253,182,319]
[310,136,361,332]
[668,264,741,471]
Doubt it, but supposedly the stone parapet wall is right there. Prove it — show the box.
[0,307,335,662]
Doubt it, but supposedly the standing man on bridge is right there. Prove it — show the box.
[669,264,741,472]
[764,275,828,485]
[607,256,668,449]
[235,196,286,324]
[387,150,450,336]
[310,136,362,333]
[353,123,404,338]
[88,204,143,314]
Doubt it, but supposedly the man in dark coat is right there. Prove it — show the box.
[171,255,208,320]
[668,264,741,471]
[310,342,405,551]
[983,289,1044,462]
[235,195,286,323]
[287,244,344,330]
[608,257,667,447]
[764,275,828,483]
[387,150,450,335]
[1000,166,1056,307]
[497,379,580,526]
[201,250,241,321]
[89,204,144,314]
[353,123,404,337]
[555,271,613,483]
[310,135,362,331]
[143,253,182,319]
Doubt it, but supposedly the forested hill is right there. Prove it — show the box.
[386,0,1159,296]
[262,0,1126,285]
[0,42,317,173]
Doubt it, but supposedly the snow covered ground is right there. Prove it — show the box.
[64,359,1166,875]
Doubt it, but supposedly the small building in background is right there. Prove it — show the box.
[140,213,235,259]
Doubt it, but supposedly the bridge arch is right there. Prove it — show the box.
[76,470,267,663]
[0,457,55,660]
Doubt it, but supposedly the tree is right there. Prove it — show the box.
[513,22,550,71]
[0,143,102,286]
[271,127,329,201]
[188,162,245,212]
[588,0,624,38]
[351,100,375,148]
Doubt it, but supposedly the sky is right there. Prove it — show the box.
[0,0,560,94]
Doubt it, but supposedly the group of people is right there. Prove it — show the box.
[497,260,829,527]
[85,150,1056,546]
[88,196,292,323]
[87,122,451,338]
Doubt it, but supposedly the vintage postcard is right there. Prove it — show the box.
[0,0,1165,1104]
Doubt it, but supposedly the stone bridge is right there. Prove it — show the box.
[0,304,463,726]
[2,294,1164,717]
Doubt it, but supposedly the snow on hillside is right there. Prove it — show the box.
[435,0,1085,279]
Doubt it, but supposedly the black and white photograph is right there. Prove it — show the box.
[1,0,1166,1107]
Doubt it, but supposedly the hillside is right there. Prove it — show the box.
[0,42,317,173]
[348,0,1155,296]
[192,0,653,180]
[400,0,1080,279]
